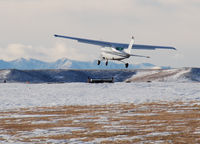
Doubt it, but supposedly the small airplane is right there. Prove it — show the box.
[54,34,176,68]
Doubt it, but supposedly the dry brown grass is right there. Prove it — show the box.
[0,102,200,143]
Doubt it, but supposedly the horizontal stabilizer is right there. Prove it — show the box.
[130,54,150,58]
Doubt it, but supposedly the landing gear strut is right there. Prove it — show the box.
[125,63,129,68]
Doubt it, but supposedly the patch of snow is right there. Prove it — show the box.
[163,68,191,82]
[128,70,159,79]
[121,113,157,117]
[146,132,179,137]
[20,127,85,140]
[62,61,72,68]
[151,66,162,69]
[0,70,10,79]
[194,127,200,134]
[126,68,193,82]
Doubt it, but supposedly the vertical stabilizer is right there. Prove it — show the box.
[125,36,134,54]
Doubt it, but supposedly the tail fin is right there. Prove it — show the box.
[125,36,134,54]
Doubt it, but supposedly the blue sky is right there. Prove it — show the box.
[0,0,200,67]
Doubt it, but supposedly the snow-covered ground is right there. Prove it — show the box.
[0,82,200,110]
[1,82,200,143]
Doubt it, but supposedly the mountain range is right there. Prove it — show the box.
[0,58,169,70]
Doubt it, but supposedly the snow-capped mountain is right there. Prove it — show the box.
[0,58,166,70]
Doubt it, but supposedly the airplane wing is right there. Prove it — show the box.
[54,34,176,50]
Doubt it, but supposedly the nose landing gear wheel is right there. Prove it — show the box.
[125,63,129,68]
[97,60,101,65]
[105,61,108,66]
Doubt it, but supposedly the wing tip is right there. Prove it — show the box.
[172,47,177,50]
[158,47,176,50]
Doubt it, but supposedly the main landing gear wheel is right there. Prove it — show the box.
[125,63,129,68]
[97,60,101,65]
[105,61,108,66]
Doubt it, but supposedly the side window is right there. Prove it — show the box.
[116,47,124,51]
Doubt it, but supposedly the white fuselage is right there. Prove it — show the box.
[101,47,130,61]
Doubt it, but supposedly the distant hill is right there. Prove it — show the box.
[0,68,199,83]
[0,58,168,70]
